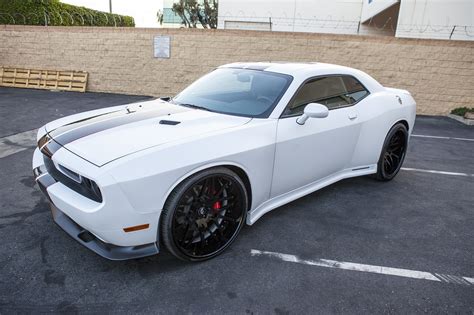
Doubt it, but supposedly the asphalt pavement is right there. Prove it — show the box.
[0,87,473,314]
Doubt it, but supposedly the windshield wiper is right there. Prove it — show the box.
[175,102,213,112]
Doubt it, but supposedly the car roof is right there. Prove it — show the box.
[219,62,355,76]
[219,62,385,93]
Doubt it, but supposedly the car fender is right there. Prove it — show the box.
[349,90,416,167]
[161,160,253,209]
[106,119,277,217]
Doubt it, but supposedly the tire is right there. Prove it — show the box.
[374,123,408,181]
[160,167,248,262]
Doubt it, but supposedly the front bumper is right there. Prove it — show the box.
[33,148,159,260]
[50,203,158,260]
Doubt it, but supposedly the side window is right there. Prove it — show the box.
[342,76,369,104]
[282,75,369,117]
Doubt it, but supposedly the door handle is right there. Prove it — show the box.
[348,113,358,120]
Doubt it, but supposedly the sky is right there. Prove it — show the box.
[61,0,164,28]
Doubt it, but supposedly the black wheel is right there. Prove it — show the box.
[374,123,408,181]
[160,167,248,261]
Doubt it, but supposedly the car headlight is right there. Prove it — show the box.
[57,164,102,203]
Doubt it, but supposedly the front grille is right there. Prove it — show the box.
[43,155,103,203]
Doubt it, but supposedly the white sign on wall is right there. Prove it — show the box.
[361,0,399,23]
[154,36,171,59]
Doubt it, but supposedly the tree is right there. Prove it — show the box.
[157,0,218,29]
[202,0,217,29]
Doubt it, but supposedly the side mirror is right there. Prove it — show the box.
[296,103,329,125]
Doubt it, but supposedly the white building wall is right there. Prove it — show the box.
[217,0,474,41]
[218,0,366,35]
[396,0,474,41]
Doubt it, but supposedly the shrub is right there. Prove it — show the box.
[0,0,134,27]
[450,107,474,117]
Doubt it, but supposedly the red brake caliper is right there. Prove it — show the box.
[212,201,221,213]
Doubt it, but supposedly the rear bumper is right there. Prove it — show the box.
[33,148,160,261]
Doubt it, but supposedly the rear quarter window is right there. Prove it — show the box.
[342,76,370,104]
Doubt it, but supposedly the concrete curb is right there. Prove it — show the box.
[447,114,474,126]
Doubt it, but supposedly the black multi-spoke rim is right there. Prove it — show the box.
[383,130,406,176]
[171,175,245,259]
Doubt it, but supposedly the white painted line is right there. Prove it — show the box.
[250,249,474,286]
[401,167,473,177]
[0,129,37,158]
[412,134,474,142]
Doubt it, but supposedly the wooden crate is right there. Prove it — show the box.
[0,67,88,92]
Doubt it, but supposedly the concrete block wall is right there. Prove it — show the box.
[1,26,473,115]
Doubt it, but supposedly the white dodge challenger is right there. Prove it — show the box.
[33,62,416,261]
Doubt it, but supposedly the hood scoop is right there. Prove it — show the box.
[159,120,181,125]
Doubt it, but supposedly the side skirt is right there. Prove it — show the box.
[246,164,377,225]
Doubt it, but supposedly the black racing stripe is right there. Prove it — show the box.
[38,110,127,157]
[40,139,62,158]
[48,109,124,136]
[37,132,50,149]
[38,103,190,158]
[50,104,190,147]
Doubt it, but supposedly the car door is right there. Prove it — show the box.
[270,75,369,198]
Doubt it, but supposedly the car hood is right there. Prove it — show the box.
[45,99,251,166]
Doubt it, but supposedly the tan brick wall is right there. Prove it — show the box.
[1,25,473,115]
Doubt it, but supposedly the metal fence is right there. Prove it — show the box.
[2,11,472,40]
[217,14,474,40]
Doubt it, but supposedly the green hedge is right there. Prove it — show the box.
[0,0,134,27]
[450,107,474,117]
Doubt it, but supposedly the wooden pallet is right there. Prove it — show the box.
[0,67,88,92]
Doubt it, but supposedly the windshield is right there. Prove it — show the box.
[172,68,293,118]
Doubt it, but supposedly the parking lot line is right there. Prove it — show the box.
[401,167,473,177]
[0,129,37,158]
[250,249,474,287]
[411,134,474,142]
